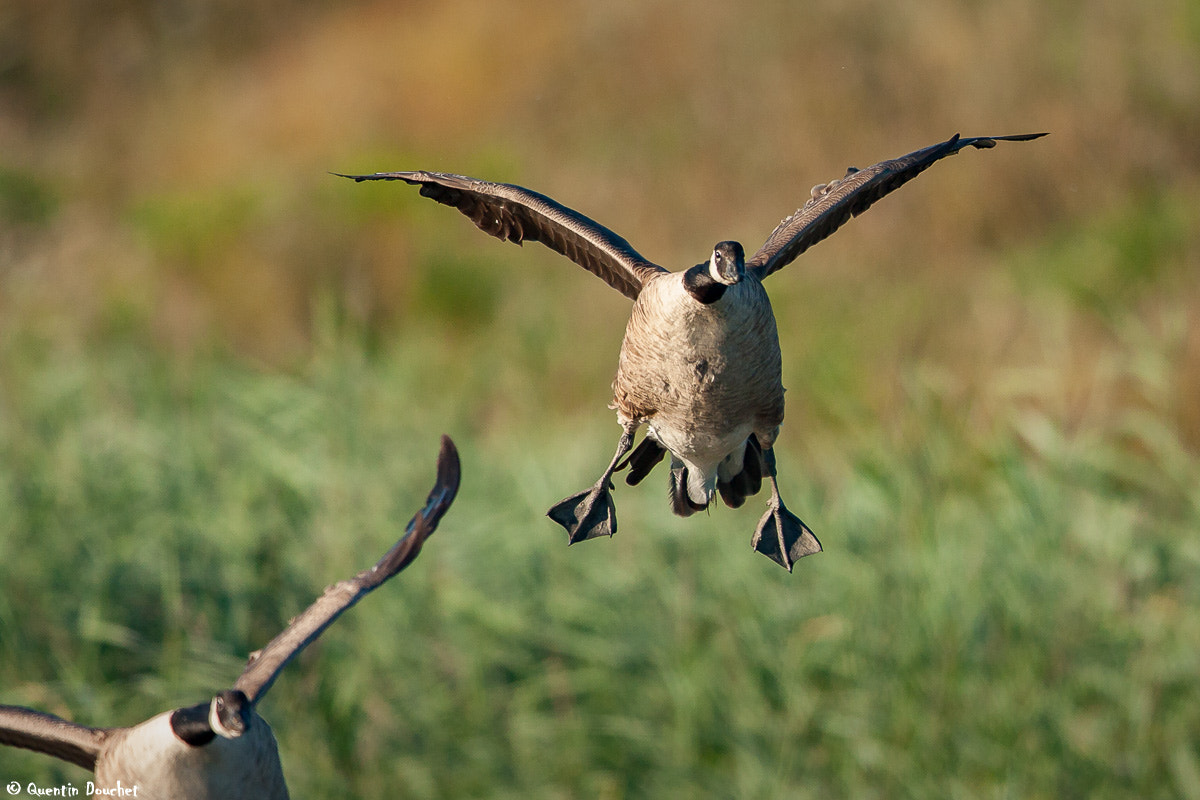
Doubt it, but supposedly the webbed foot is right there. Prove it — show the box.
[752,443,822,571]
[751,500,821,571]
[547,481,619,543]
[547,420,640,545]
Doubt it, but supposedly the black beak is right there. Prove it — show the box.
[712,241,746,284]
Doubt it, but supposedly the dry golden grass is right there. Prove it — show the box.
[2,2,1199,796]
[3,1,1197,385]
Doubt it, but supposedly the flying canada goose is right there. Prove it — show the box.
[0,436,460,799]
[339,132,1046,571]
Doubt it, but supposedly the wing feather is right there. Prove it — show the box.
[337,171,667,300]
[0,705,110,770]
[746,133,1048,280]
[234,436,461,705]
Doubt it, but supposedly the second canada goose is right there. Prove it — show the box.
[0,436,460,799]
[339,132,1046,570]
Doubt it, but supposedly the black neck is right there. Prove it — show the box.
[683,263,727,304]
[170,702,216,747]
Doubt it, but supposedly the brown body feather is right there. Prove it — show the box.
[614,272,783,507]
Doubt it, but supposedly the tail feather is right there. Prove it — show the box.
[669,464,708,517]
[625,434,771,516]
[717,435,764,509]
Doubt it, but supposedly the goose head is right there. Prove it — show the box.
[208,689,252,739]
[708,241,745,285]
[167,689,253,746]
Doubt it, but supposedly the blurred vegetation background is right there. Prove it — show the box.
[1,0,1198,797]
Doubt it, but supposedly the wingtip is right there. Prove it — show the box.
[405,434,462,542]
[438,432,459,474]
[964,131,1051,150]
[331,170,425,183]
[434,434,462,517]
[368,435,462,579]
[988,131,1051,142]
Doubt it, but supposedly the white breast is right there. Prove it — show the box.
[96,712,289,800]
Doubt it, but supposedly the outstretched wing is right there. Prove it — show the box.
[234,436,461,705]
[336,170,668,301]
[0,705,111,770]
[746,132,1049,280]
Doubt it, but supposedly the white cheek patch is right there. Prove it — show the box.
[709,252,739,285]
[709,253,725,283]
[210,700,242,739]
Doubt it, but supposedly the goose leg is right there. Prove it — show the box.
[751,445,822,571]
[547,421,639,544]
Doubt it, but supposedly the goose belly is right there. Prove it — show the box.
[613,275,785,473]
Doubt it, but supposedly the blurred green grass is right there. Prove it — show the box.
[1,312,1198,798]
[2,0,1200,797]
